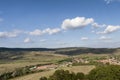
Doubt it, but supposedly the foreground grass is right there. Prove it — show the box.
[10,65,95,80]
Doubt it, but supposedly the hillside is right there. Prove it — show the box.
[55,47,119,55]
[0,47,120,61]
[0,47,120,79]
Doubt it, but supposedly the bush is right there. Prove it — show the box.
[88,65,120,80]
[76,72,85,80]
[40,77,48,80]
[40,65,120,80]
[40,69,85,80]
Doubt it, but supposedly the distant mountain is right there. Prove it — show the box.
[55,47,118,55]
[0,47,119,54]
[0,47,55,51]
[0,47,119,61]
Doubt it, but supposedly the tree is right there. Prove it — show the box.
[40,70,85,80]
[0,72,12,80]
[40,77,48,80]
[76,72,85,80]
[88,65,120,80]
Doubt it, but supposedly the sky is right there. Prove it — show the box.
[0,0,120,48]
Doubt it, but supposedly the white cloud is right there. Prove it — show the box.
[99,36,111,40]
[24,38,32,43]
[81,37,89,40]
[0,30,21,38]
[104,25,120,33]
[92,22,106,28]
[61,17,94,30]
[92,23,100,28]
[29,17,120,37]
[43,28,61,35]
[29,28,61,36]
[29,29,43,36]
[97,25,120,34]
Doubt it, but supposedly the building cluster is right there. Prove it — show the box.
[72,58,89,64]
[96,58,120,65]
[29,56,120,72]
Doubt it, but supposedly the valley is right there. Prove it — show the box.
[0,47,120,80]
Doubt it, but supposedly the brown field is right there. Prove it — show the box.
[10,65,95,80]
[0,52,68,74]
[61,65,95,74]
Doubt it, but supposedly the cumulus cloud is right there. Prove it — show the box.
[10,16,120,38]
[81,37,89,40]
[99,36,111,40]
[97,25,120,34]
[29,29,43,36]
[92,23,100,28]
[92,22,106,28]
[0,30,21,38]
[24,37,32,43]
[29,28,61,36]
[43,28,61,35]
[61,17,94,30]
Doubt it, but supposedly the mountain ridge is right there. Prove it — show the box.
[0,47,120,61]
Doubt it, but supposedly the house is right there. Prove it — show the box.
[97,58,120,65]
[72,58,89,64]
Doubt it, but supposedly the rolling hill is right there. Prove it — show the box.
[0,47,120,61]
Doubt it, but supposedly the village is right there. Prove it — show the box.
[28,56,120,72]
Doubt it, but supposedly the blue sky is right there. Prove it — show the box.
[0,0,120,48]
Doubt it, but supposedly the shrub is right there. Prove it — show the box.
[88,65,120,80]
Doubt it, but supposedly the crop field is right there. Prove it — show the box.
[61,65,95,74]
